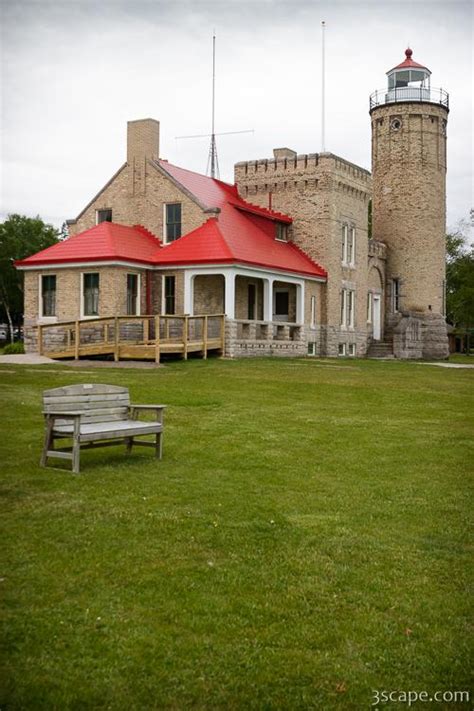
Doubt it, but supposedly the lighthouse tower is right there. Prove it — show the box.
[370,49,449,359]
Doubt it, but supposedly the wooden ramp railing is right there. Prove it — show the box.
[38,314,226,363]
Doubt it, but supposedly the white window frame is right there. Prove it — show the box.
[310,295,316,329]
[341,223,356,267]
[338,343,346,356]
[37,273,58,323]
[341,288,355,329]
[81,271,100,319]
[163,203,182,245]
[348,343,356,357]
[307,342,316,356]
[126,273,141,316]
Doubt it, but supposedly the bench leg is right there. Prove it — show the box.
[125,437,133,454]
[72,436,81,474]
[40,420,54,468]
[155,431,163,460]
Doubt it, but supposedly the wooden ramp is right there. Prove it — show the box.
[38,314,226,363]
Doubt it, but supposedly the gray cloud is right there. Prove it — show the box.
[1,0,472,230]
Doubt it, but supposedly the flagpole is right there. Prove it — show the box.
[321,20,326,152]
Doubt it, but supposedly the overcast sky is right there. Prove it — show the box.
[1,0,472,233]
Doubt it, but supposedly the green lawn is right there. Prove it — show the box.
[1,358,472,710]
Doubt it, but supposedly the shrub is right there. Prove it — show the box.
[3,341,25,355]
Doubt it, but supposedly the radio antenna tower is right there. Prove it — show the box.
[175,32,254,179]
[208,31,218,178]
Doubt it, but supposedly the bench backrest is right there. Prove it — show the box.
[43,384,130,424]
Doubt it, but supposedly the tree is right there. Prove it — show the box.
[60,221,69,241]
[446,219,474,354]
[0,215,59,342]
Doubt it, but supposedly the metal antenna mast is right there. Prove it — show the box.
[174,32,254,178]
[208,31,219,178]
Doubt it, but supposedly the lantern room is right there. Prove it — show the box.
[387,48,431,101]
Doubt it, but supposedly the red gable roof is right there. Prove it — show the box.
[156,161,325,278]
[157,217,325,278]
[388,48,430,73]
[16,161,326,280]
[16,222,161,267]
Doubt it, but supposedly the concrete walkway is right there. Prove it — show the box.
[0,354,57,365]
[419,362,474,369]
[0,354,163,368]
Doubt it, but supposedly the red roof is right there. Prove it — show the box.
[16,222,161,267]
[16,161,327,280]
[388,48,430,73]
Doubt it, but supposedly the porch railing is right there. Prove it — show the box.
[37,314,225,363]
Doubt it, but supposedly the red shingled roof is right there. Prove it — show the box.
[17,161,327,280]
[16,222,161,267]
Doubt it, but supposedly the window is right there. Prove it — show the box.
[347,289,355,327]
[165,203,181,243]
[347,227,355,265]
[341,288,355,328]
[307,342,316,356]
[367,292,373,323]
[276,223,288,242]
[341,225,347,262]
[392,279,400,312]
[338,343,346,356]
[248,284,256,320]
[340,290,346,327]
[41,275,56,317]
[127,274,139,315]
[164,275,176,315]
[342,224,355,265]
[83,273,99,316]
[274,290,289,318]
[348,343,356,357]
[310,295,316,329]
[96,209,112,224]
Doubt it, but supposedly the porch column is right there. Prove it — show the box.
[263,277,274,322]
[183,272,195,315]
[224,270,236,319]
[296,282,305,324]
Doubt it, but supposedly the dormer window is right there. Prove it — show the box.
[276,223,288,242]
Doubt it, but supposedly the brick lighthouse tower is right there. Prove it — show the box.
[370,49,449,359]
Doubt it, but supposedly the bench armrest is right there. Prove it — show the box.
[43,411,83,419]
[129,404,166,423]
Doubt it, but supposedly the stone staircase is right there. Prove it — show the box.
[366,339,394,359]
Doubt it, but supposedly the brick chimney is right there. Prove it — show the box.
[273,147,297,160]
[127,118,160,163]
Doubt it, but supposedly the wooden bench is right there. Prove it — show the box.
[40,384,165,474]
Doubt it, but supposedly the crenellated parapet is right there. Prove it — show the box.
[235,152,371,203]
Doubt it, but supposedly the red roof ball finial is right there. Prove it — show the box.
[405,47,413,59]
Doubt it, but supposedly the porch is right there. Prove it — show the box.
[37,315,225,363]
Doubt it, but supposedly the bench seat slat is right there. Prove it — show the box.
[53,420,162,442]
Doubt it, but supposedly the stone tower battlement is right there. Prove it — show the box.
[234,152,371,204]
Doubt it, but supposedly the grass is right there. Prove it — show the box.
[0,357,472,710]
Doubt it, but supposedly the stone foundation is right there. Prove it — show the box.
[225,319,306,358]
